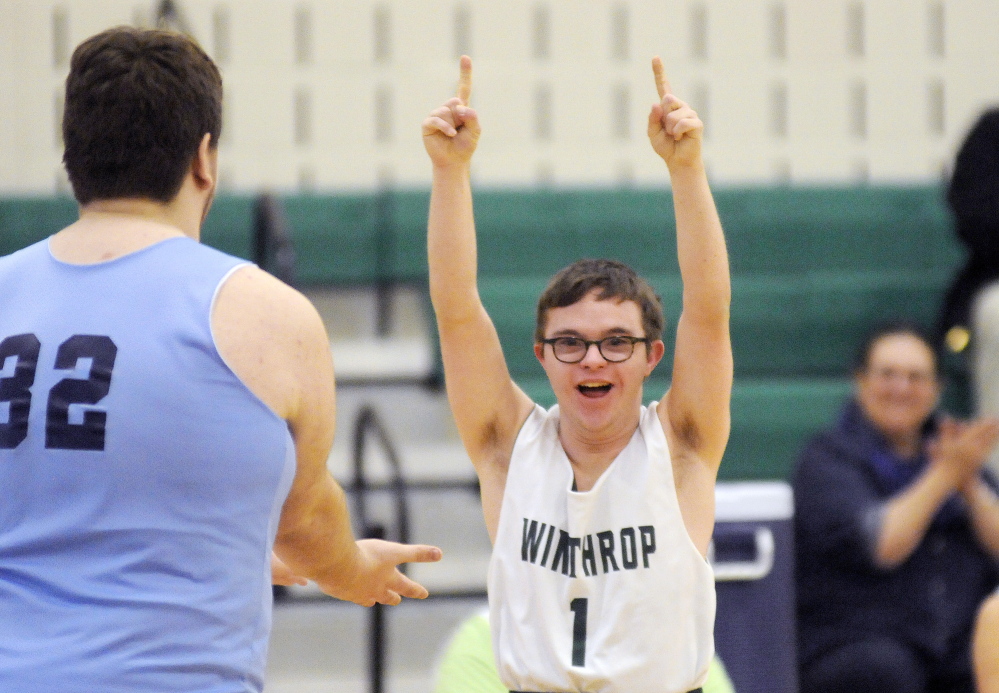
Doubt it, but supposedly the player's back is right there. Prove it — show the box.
[0,237,295,693]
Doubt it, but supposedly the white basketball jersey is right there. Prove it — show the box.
[487,402,715,693]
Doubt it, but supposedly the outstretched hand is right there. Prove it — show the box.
[647,56,704,169]
[316,539,443,607]
[422,55,481,167]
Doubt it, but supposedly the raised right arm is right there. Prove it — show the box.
[423,57,534,492]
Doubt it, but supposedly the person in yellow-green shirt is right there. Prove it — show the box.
[433,609,736,693]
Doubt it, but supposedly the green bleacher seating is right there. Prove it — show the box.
[514,376,852,481]
[0,194,256,260]
[283,194,382,285]
[201,195,256,259]
[0,185,964,480]
[480,270,955,380]
[0,197,78,256]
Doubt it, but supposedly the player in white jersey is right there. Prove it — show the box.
[422,57,731,693]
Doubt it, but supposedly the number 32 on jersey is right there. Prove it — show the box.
[0,333,117,451]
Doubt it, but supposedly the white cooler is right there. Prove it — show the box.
[710,481,797,693]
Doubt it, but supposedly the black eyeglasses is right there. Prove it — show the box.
[539,336,651,364]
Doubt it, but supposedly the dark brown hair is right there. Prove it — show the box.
[535,259,665,342]
[853,321,940,376]
[62,27,223,205]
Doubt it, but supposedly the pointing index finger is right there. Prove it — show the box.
[456,55,472,105]
[652,55,671,99]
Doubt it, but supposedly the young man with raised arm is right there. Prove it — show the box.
[422,56,731,693]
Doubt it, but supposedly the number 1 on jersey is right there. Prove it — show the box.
[569,597,588,667]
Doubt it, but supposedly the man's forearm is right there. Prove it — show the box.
[875,464,959,568]
[274,474,362,589]
[428,164,481,325]
[669,163,730,320]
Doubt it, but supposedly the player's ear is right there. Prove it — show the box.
[534,342,546,363]
[191,133,216,191]
[646,339,666,374]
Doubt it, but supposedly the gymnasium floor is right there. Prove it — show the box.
[269,284,495,691]
[264,377,492,692]
[266,597,487,693]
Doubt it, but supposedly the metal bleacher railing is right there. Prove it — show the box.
[350,404,408,693]
[349,404,482,693]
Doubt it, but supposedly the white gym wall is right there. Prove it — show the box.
[1,0,998,194]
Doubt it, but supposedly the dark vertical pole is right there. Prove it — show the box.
[367,524,386,693]
[154,0,193,35]
[374,187,394,337]
[253,193,296,286]
[353,408,385,693]
[352,406,412,693]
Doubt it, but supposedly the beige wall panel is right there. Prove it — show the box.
[785,71,851,142]
[867,143,945,182]
[470,2,532,63]
[865,1,924,65]
[786,2,848,62]
[947,1,999,57]
[708,0,769,63]
[4,0,999,192]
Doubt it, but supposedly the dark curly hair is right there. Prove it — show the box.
[853,320,939,377]
[62,26,222,205]
[535,259,665,342]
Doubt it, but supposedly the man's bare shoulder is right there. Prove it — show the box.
[213,265,325,354]
[212,265,330,419]
[216,263,315,317]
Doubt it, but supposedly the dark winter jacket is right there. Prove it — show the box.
[793,399,999,668]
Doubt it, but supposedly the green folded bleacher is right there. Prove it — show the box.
[446,185,962,480]
[0,197,78,256]
[200,195,257,259]
[0,194,256,260]
[513,375,853,481]
[0,185,964,480]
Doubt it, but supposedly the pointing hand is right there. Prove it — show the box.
[647,56,704,169]
[423,55,481,167]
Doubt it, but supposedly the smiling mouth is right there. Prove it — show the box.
[578,383,613,397]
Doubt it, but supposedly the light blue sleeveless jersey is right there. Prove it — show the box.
[0,237,297,692]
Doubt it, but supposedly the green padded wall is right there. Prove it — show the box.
[511,376,853,482]
[0,195,255,260]
[201,195,255,259]
[1,186,966,481]
[0,197,79,256]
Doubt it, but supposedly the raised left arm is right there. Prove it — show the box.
[649,57,732,474]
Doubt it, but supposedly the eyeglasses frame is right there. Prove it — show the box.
[538,335,652,364]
